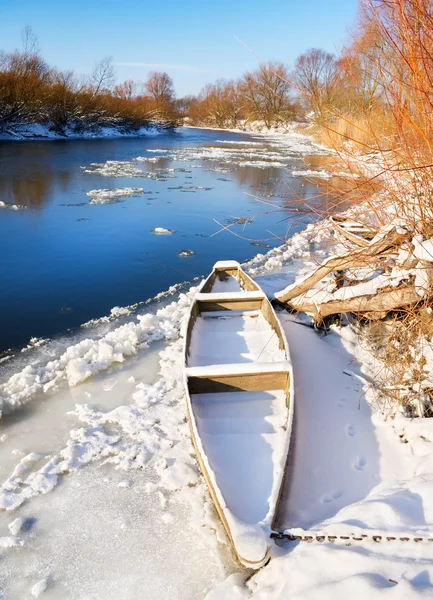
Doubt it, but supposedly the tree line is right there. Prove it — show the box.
[0,28,179,135]
[1,1,431,146]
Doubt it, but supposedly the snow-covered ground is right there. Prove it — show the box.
[1,219,433,597]
[0,123,163,141]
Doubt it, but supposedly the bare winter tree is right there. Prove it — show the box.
[21,26,39,58]
[239,62,294,128]
[91,56,115,97]
[196,79,243,128]
[293,48,343,116]
[113,79,136,101]
[144,71,175,103]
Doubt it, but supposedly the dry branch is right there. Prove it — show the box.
[330,217,370,247]
[289,285,420,321]
[275,227,408,303]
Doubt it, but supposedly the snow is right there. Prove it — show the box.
[187,300,285,367]
[211,276,242,293]
[207,319,433,599]
[413,237,433,262]
[195,291,265,302]
[290,169,360,179]
[31,579,48,597]
[0,123,162,141]
[2,130,433,595]
[0,289,196,416]
[193,389,287,524]
[291,168,334,178]
[213,260,243,270]
[8,518,24,536]
[1,237,433,595]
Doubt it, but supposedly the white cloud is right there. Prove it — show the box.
[113,62,215,73]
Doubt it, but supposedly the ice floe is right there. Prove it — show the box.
[151,227,175,235]
[86,187,145,204]
[0,201,26,211]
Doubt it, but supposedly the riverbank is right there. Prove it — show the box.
[1,213,433,598]
[0,122,167,141]
[1,126,432,598]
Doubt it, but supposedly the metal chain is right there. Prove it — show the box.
[271,532,433,544]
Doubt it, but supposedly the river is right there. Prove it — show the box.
[0,126,346,353]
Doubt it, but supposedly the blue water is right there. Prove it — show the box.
[0,127,344,352]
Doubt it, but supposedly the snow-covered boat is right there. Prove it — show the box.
[183,260,294,568]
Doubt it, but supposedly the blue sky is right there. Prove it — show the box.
[0,0,360,96]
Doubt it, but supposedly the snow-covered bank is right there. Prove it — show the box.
[2,177,433,596]
[184,120,308,136]
[207,319,433,600]
[0,123,164,141]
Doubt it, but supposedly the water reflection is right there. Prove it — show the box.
[0,170,74,208]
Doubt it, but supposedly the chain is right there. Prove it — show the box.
[271,532,433,544]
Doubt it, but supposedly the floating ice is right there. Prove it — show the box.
[151,227,175,235]
[86,187,144,204]
[0,201,26,211]
[82,161,143,177]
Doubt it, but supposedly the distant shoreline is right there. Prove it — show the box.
[0,123,170,142]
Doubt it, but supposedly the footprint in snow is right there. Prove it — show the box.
[353,457,367,471]
[337,397,347,408]
[347,424,356,437]
[322,490,343,503]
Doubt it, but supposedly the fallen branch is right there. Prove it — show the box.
[330,217,370,247]
[275,227,408,303]
[288,285,420,321]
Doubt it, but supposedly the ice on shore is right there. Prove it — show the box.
[30,579,49,598]
[0,289,196,416]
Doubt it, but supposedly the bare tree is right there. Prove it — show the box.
[21,26,39,58]
[113,79,136,101]
[239,62,294,127]
[144,71,174,102]
[196,79,243,127]
[91,56,115,97]
[293,49,343,116]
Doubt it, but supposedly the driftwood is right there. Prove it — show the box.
[289,285,420,321]
[331,216,377,239]
[276,227,408,303]
[330,217,369,248]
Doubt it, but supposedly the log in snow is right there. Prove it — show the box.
[275,227,407,303]
[289,284,420,321]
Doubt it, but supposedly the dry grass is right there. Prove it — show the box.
[310,110,396,153]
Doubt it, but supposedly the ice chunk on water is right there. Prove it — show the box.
[151,227,175,235]
[86,187,144,204]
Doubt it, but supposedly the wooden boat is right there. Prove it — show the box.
[183,260,294,569]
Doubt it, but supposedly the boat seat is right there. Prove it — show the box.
[186,361,290,394]
[186,361,290,378]
[195,291,265,302]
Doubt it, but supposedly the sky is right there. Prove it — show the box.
[0,0,360,97]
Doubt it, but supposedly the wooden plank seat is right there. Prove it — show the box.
[186,361,291,394]
[195,291,266,312]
